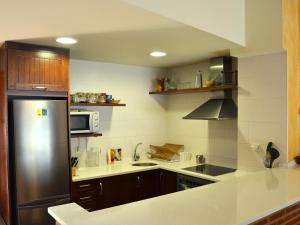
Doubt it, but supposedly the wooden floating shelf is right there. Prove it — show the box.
[71,133,103,138]
[149,84,237,95]
[71,103,126,107]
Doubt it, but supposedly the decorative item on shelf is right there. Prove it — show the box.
[195,70,203,88]
[75,92,87,103]
[105,95,113,103]
[111,99,121,104]
[167,77,177,90]
[71,92,124,105]
[147,143,184,161]
[214,71,224,86]
[204,79,215,88]
[164,77,170,91]
[156,78,165,92]
[70,94,76,103]
[87,93,97,103]
[98,93,106,103]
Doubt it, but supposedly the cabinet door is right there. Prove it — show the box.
[137,170,160,200]
[159,170,178,195]
[101,173,137,209]
[7,48,69,92]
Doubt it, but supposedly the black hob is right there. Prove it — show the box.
[183,164,236,176]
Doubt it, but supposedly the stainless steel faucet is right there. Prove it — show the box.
[133,142,142,161]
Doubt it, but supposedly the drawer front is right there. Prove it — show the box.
[71,180,99,200]
[73,191,98,202]
[73,180,98,192]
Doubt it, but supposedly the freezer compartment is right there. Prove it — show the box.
[17,195,70,225]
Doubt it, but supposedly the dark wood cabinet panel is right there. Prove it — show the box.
[101,173,138,208]
[6,42,69,93]
[71,170,178,212]
[159,170,178,195]
[0,42,11,225]
[136,170,160,200]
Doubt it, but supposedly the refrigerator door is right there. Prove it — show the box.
[17,196,70,225]
[12,100,70,205]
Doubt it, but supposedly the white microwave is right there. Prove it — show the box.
[70,111,100,134]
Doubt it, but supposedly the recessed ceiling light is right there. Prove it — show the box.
[56,37,77,45]
[150,51,167,57]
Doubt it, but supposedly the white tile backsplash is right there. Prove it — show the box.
[70,59,167,167]
[237,52,288,170]
[166,62,238,168]
[70,52,288,171]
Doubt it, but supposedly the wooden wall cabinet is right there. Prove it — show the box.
[5,42,69,94]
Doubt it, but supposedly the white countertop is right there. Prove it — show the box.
[72,160,247,182]
[49,161,300,225]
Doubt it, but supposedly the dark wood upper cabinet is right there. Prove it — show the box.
[5,42,69,93]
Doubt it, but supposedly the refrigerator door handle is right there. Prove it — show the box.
[18,197,70,209]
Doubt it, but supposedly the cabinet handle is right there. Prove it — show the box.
[79,196,92,200]
[137,176,141,187]
[99,182,103,195]
[32,86,47,91]
[79,184,91,188]
[160,172,163,182]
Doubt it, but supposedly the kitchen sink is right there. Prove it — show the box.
[132,162,158,167]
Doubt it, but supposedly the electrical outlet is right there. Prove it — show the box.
[251,143,261,151]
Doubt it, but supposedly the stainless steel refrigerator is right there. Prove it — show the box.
[10,99,70,225]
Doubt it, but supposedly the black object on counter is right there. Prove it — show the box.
[265,142,280,168]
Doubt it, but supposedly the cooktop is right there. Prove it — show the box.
[183,164,236,176]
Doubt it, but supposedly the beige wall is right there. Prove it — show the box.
[231,0,283,57]
[237,52,288,170]
[123,0,245,45]
[70,59,167,167]
[70,52,288,171]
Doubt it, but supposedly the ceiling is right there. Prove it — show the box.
[1,0,241,68]
[20,27,238,68]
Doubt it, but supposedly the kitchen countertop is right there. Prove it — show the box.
[49,162,300,225]
[72,160,247,182]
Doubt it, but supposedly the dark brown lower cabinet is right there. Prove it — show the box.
[71,169,177,211]
[101,172,138,208]
[158,169,178,195]
[137,170,160,200]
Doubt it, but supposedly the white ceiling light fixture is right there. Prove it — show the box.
[150,51,167,57]
[56,37,78,45]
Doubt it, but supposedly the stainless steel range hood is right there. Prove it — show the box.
[183,56,237,120]
[182,92,237,120]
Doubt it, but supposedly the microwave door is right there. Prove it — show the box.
[70,114,91,133]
